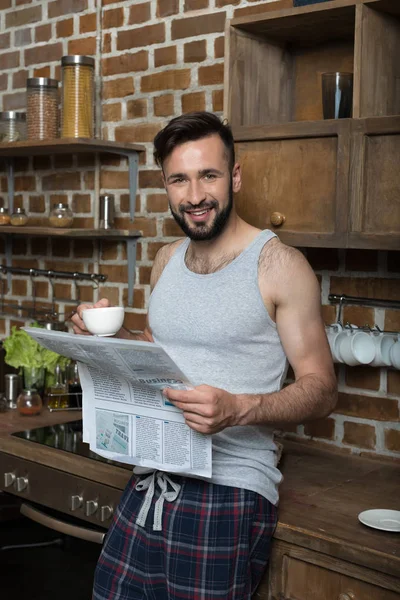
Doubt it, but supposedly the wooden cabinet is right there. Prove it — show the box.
[262,540,400,600]
[225,0,400,249]
[348,117,400,249]
[234,121,350,248]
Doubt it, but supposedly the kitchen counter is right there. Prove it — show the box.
[0,409,399,588]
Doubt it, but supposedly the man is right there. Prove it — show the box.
[72,111,337,599]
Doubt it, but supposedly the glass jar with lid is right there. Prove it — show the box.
[27,77,59,140]
[0,207,10,225]
[49,202,74,228]
[0,111,26,142]
[10,207,28,226]
[16,388,43,416]
[61,55,95,138]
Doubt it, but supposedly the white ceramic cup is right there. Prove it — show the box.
[390,338,400,370]
[326,324,343,363]
[337,330,376,366]
[82,306,125,337]
[369,333,395,367]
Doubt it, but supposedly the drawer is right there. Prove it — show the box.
[268,540,400,600]
[0,452,124,529]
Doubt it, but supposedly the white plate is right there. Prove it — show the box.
[358,509,400,532]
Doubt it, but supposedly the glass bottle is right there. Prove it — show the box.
[0,111,26,142]
[48,365,68,409]
[61,55,94,138]
[10,207,28,226]
[68,361,82,408]
[26,77,59,140]
[49,202,74,228]
[16,388,42,416]
[0,207,10,226]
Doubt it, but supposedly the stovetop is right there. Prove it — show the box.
[12,420,131,470]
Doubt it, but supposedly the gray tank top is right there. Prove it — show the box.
[148,229,288,505]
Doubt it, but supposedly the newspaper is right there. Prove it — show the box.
[23,327,212,478]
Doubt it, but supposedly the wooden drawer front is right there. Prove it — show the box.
[0,453,124,529]
[235,137,339,234]
[268,540,400,600]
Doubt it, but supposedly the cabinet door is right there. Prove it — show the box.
[267,540,400,600]
[348,117,400,249]
[234,121,350,248]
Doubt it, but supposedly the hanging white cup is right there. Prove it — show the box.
[337,330,376,366]
[326,324,343,363]
[390,337,400,370]
[369,333,395,367]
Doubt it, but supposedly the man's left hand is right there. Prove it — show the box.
[162,385,241,435]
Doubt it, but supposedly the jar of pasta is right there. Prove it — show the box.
[0,207,10,225]
[61,55,95,138]
[10,207,28,226]
[0,111,26,142]
[49,202,74,228]
[27,77,59,140]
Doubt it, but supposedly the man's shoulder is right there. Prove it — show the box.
[151,238,186,290]
[154,238,186,266]
[259,237,307,273]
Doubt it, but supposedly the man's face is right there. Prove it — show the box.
[162,134,241,241]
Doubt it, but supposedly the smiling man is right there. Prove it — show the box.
[73,111,337,600]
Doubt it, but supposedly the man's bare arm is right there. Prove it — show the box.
[164,245,337,434]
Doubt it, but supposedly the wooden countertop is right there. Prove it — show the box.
[0,409,399,577]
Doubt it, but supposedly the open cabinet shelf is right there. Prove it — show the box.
[225,0,400,128]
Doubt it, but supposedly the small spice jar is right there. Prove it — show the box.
[10,207,28,226]
[49,202,74,228]
[61,55,95,138]
[0,111,26,142]
[17,388,43,416]
[27,77,59,140]
[0,207,11,225]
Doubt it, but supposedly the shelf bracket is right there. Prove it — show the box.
[4,235,12,290]
[6,158,14,214]
[127,152,138,223]
[126,238,137,307]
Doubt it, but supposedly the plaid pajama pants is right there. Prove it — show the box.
[93,473,278,600]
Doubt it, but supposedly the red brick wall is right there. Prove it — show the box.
[0,0,399,457]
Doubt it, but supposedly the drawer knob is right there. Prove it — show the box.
[16,476,28,492]
[100,505,114,522]
[338,593,356,600]
[85,499,98,517]
[70,494,83,511]
[270,212,286,227]
[4,472,16,488]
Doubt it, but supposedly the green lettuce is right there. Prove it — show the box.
[3,325,70,377]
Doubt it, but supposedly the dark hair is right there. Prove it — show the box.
[153,111,235,171]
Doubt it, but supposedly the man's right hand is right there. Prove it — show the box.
[71,298,111,336]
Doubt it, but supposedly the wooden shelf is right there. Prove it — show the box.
[0,138,145,158]
[0,226,142,239]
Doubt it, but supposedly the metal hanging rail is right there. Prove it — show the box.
[328,294,400,310]
[0,266,107,283]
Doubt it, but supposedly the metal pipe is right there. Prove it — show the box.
[0,266,107,282]
[328,294,400,310]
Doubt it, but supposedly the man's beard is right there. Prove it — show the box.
[169,182,233,241]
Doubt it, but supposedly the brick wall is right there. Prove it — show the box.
[0,0,399,458]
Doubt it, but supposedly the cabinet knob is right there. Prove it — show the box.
[338,592,356,600]
[16,476,29,492]
[85,499,98,517]
[4,472,16,488]
[100,505,114,522]
[70,494,83,511]
[270,212,286,227]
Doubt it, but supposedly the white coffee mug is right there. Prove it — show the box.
[369,333,395,367]
[338,330,376,366]
[326,324,343,363]
[390,338,400,370]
